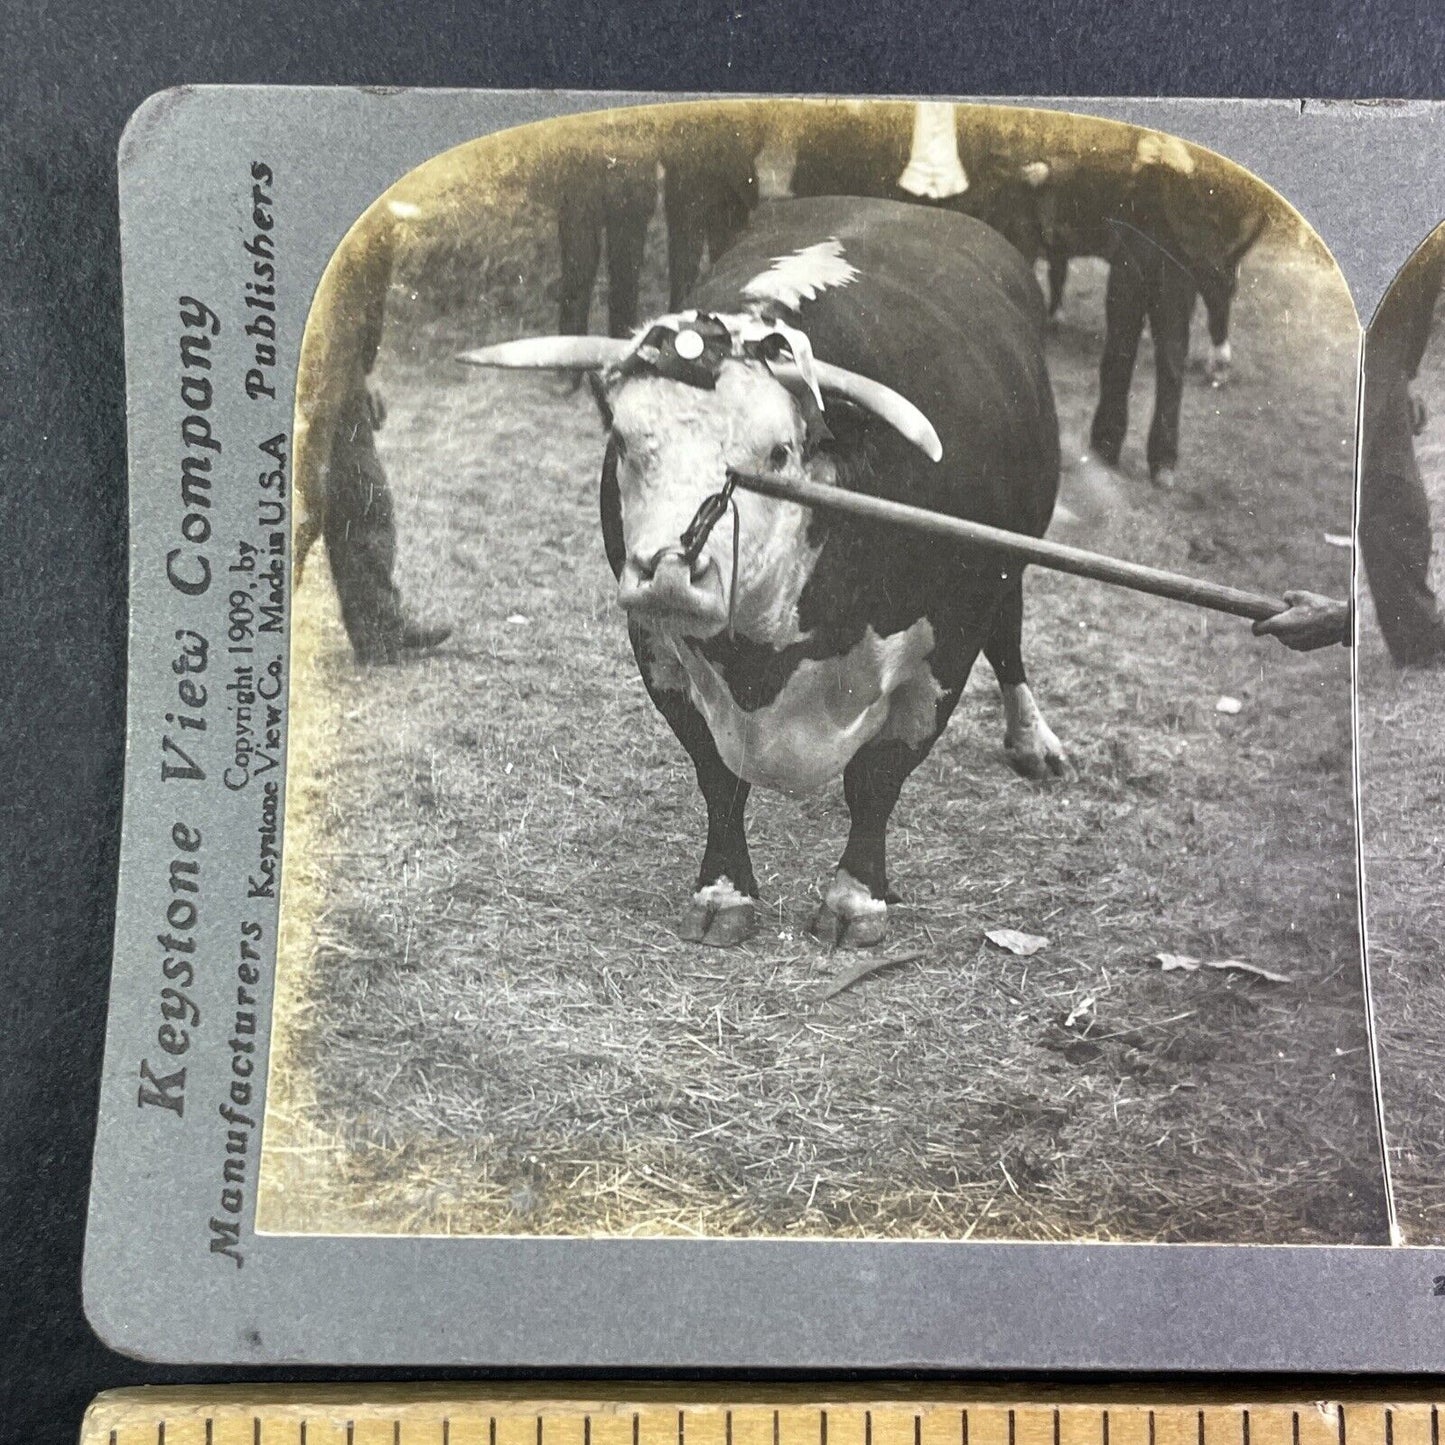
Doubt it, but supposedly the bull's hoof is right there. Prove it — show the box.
[1151,466,1178,491]
[1204,341,1233,388]
[679,878,757,948]
[811,869,889,949]
[1002,683,1072,782]
[1004,728,1073,782]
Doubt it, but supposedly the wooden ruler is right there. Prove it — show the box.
[82,1389,1442,1445]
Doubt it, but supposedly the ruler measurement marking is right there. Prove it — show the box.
[112,1400,1445,1445]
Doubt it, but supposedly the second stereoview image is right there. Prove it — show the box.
[1358,220,1445,1247]
[257,98,1382,1247]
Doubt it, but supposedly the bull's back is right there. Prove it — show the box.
[689,197,1059,537]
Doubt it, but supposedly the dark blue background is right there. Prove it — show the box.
[3,4,1444,1443]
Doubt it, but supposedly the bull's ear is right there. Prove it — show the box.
[587,372,614,430]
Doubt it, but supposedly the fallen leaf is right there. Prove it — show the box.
[1323,533,1352,548]
[1153,952,1292,984]
[1215,696,1243,715]
[985,928,1050,956]
[816,950,925,1003]
[1064,995,1096,1028]
[506,613,531,625]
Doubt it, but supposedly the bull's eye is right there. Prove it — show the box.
[768,443,790,471]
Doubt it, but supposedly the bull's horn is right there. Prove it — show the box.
[809,360,944,463]
[456,336,633,370]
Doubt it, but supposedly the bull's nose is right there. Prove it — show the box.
[617,548,728,636]
[632,546,701,583]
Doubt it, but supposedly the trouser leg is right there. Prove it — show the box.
[1361,384,1445,664]
[1145,264,1195,480]
[1090,250,1148,466]
[556,184,602,335]
[323,394,408,662]
[603,169,655,337]
[663,167,708,309]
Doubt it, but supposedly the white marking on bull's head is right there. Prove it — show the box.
[607,359,825,644]
[741,239,859,312]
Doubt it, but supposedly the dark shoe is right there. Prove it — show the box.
[400,620,453,653]
[1391,640,1445,669]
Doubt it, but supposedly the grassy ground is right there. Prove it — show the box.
[259,193,1387,1243]
[1358,326,1445,1246]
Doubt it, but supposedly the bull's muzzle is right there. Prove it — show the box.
[618,547,728,634]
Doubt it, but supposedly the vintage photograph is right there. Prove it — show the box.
[258,98,1384,1244]
[1357,221,1445,1246]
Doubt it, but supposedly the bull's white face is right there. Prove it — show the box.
[609,359,824,643]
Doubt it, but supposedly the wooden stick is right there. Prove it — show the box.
[728,470,1289,622]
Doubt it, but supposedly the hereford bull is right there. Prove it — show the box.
[462,197,1065,948]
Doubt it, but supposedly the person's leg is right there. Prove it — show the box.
[1361,380,1445,665]
[663,163,709,309]
[556,172,603,336]
[323,390,449,664]
[1144,261,1196,486]
[1089,247,1148,467]
[701,157,755,263]
[603,165,655,337]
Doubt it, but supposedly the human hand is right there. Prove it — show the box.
[1251,591,1351,651]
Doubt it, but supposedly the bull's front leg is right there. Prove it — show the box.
[984,577,1071,780]
[679,752,758,947]
[631,631,758,947]
[813,738,921,950]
